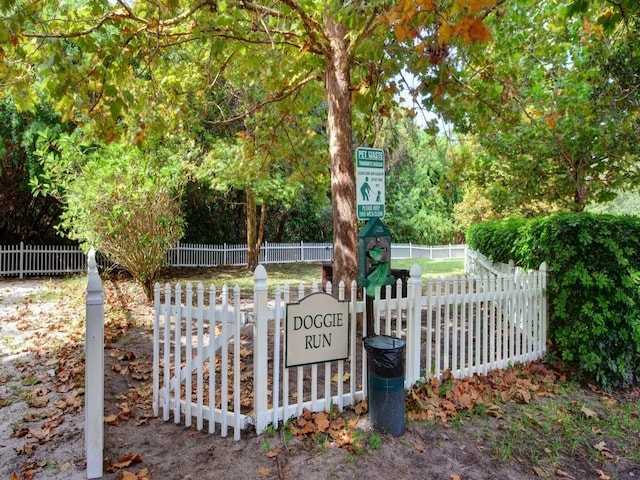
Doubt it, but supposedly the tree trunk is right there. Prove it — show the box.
[246,187,267,271]
[325,17,358,291]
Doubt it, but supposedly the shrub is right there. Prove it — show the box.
[468,213,640,390]
[36,133,185,300]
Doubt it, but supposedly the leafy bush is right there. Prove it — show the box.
[35,132,185,300]
[468,213,640,390]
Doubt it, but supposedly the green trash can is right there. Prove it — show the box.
[364,335,406,436]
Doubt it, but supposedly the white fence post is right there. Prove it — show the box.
[253,265,269,434]
[406,264,423,386]
[85,248,104,479]
[19,241,24,279]
[540,262,548,356]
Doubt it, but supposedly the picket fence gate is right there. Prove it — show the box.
[152,262,548,439]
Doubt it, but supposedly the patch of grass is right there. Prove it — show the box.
[350,429,364,454]
[282,419,294,443]
[368,432,382,450]
[30,276,85,303]
[343,452,358,468]
[392,258,465,277]
[159,263,323,292]
[160,259,466,292]
[476,384,640,475]
[261,438,271,452]
[8,383,31,403]
[20,376,40,386]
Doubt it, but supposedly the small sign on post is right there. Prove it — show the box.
[356,147,385,220]
[285,293,349,368]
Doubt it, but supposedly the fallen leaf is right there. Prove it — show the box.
[451,475,461,480]
[109,452,143,471]
[331,372,350,383]
[413,442,425,453]
[266,448,282,458]
[122,472,138,480]
[353,401,367,415]
[257,467,271,478]
[518,387,531,404]
[104,414,118,425]
[532,466,548,477]
[555,468,574,478]
[503,371,517,385]
[314,411,330,432]
[595,469,611,480]
[30,395,49,409]
[580,406,598,418]
[600,396,617,407]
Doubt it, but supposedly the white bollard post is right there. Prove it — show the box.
[85,248,104,479]
[405,264,423,386]
[253,265,269,434]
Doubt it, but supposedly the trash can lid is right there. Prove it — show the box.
[364,335,405,350]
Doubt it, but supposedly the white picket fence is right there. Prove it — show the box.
[0,241,465,278]
[152,262,548,438]
[0,243,87,278]
[465,248,524,276]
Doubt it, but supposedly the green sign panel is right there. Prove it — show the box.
[356,147,385,220]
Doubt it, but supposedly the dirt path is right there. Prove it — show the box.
[2,276,637,480]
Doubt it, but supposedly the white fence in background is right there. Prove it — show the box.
[0,241,466,278]
[0,243,87,278]
[465,248,524,276]
[151,262,548,438]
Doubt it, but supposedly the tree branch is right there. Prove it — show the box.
[205,72,320,126]
[276,0,328,53]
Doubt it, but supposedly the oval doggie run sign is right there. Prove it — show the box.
[285,292,350,368]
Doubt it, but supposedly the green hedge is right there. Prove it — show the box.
[468,212,640,390]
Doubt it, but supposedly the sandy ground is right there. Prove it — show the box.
[2,276,633,480]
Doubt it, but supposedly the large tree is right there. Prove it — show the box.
[201,89,329,269]
[420,0,640,213]
[2,0,496,285]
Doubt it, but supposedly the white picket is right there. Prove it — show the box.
[150,261,548,439]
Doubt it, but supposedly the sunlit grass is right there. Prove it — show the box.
[157,259,466,291]
[392,258,465,276]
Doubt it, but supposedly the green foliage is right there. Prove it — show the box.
[269,193,333,243]
[466,217,529,263]
[34,131,186,299]
[181,186,246,244]
[434,0,640,214]
[383,122,462,244]
[0,0,493,286]
[468,213,640,390]
[0,97,72,243]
